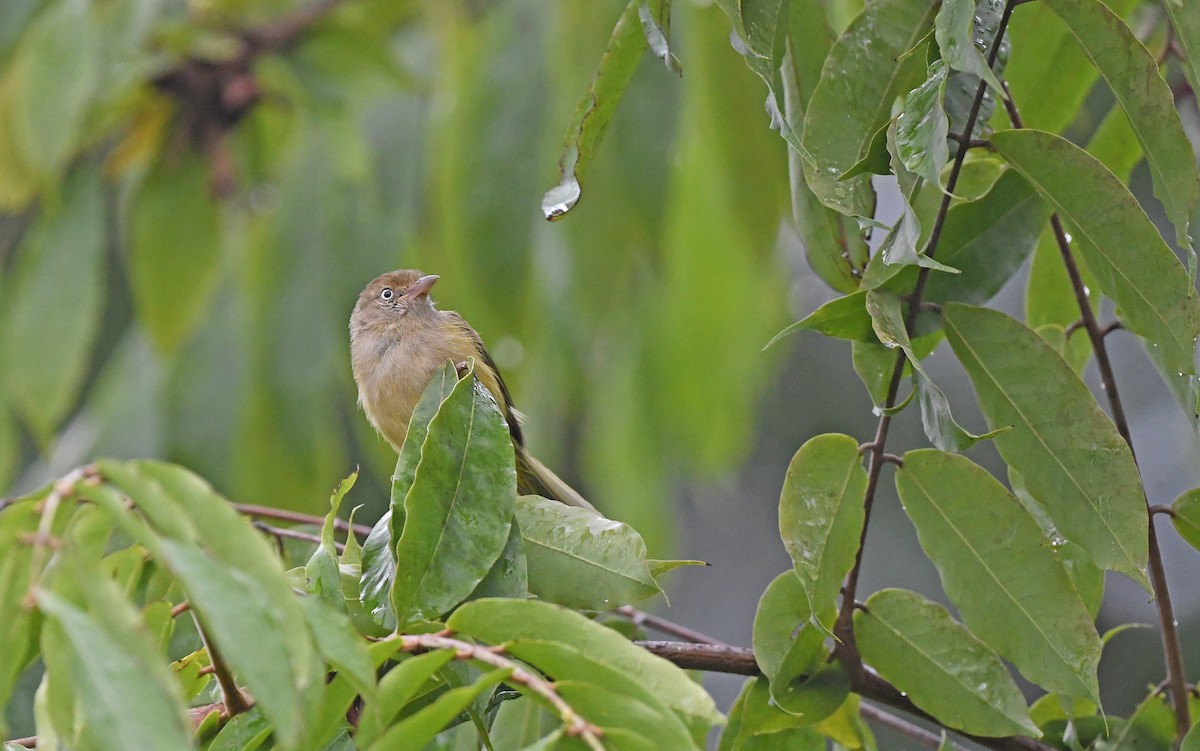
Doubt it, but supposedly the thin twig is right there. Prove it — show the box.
[1004,91,1191,742]
[614,606,727,646]
[860,702,958,750]
[231,503,372,538]
[834,0,1020,668]
[194,613,251,716]
[251,520,344,553]
[399,633,604,751]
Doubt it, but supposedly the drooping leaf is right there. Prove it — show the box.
[391,370,516,624]
[543,0,649,220]
[0,165,105,442]
[943,303,1149,585]
[765,291,875,347]
[895,60,950,190]
[129,151,223,353]
[895,450,1101,702]
[514,494,659,610]
[447,598,724,737]
[359,510,396,632]
[855,588,1038,737]
[732,676,827,748]
[366,668,511,751]
[935,0,1005,93]
[0,500,43,729]
[1043,0,1199,249]
[991,129,1200,376]
[752,572,821,682]
[801,0,935,217]
[778,434,866,629]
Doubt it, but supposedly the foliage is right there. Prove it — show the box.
[3,0,1200,749]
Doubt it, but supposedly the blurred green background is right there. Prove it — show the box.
[2,0,1200,729]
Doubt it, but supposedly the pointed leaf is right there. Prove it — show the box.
[1171,488,1200,552]
[554,681,700,750]
[1043,0,1198,248]
[366,668,511,751]
[896,61,950,189]
[802,0,935,216]
[943,303,1149,584]
[778,434,866,628]
[855,588,1038,737]
[752,572,821,682]
[391,371,517,624]
[991,129,1200,375]
[447,598,724,736]
[896,450,1102,701]
[515,494,659,610]
[355,648,455,748]
[935,0,1005,93]
[765,291,875,347]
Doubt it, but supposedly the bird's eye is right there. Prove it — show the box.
[380,288,394,301]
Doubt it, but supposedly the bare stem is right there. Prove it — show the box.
[399,633,604,751]
[1004,92,1191,742]
[231,503,372,539]
[613,606,727,645]
[194,614,251,716]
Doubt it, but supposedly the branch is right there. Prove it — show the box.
[834,0,1020,671]
[231,503,373,538]
[398,633,604,751]
[613,606,727,645]
[1002,89,1192,743]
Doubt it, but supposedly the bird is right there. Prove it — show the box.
[349,269,594,510]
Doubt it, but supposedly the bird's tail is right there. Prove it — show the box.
[515,447,596,512]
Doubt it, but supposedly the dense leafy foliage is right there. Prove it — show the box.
[3,0,1200,749]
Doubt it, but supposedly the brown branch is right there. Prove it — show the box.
[193,614,251,716]
[251,519,344,553]
[398,633,604,750]
[834,0,1020,672]
[1003,90,1191,743]
[231,503,372,539]
[613,606,727,646]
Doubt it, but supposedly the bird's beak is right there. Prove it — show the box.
[402,274,439,301]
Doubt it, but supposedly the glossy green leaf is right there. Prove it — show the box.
[515,494,659,610]
[935,0,1004,93]
[129,151,223,353]
[778,434,866,628]
[355,648,455,748]
[943,303,1149,585]
[867,291,1001,451]
[1171,488,1200,552]
[896,61,949,189]
[0,166,105,442]
[543,0,647,219]
[447,598,723,736]
[366,668,510,751]
[878,194,959,275]
[1043,0,1198,248]
[855,588,1038,737]
[992,129,1200,375]
[896,449,1101,701]
[802,0,934,216]
[782,2,869,292]
[838,122,892,182]
[391,370,517,624]
[733,676,826,749]
[6,0,99,178]
[468,518,528,601]
[766,291,875,347]
[359,510,396,632]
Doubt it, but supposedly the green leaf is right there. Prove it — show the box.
[366,668,511,751]
[895,449,1102,702]
[1167,1,1200,110]
[734,676,826,749]
[935,0,1005,93]
[1094,691,1174,751]
[355,648,455,748]
[468,517,528,601]
[359,510,396,632]
[778,434,866,629]
[1042,0,1198,249]
[514,494,659,610]
[782,2,869,293]
[801,0,935,216]
[639,0,680,74]
[543,0,648,219]
[765,292,875,348]
[850,332,941,409]
[854,588,1038,737]
[205,707,271,751]
[1171,488,1200,552]
[554,681,700,750]
[992,128,1200,375]
[0,501,45,731]
[307,472,357,609]
[0,165,105,442]
[300,596,376,702]
[878,194,960,275]
[129,151,223,352]
[942,303,1149,585]
[37,564,191,751]
[752,572,822,683]
[391,371,517,624]
[922,170,1051,308]
[866,291,1001,451]
[489,698,557,749]
[447,598,723,736]
[896,61,950,190]
[6,0,100,178]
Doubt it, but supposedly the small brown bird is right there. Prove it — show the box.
[350,269,593,510]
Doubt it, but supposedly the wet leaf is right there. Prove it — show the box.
[896,61,950,190]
